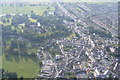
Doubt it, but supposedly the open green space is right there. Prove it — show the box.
[2,55,39,78]
[0,56,2,69]
[0,6,55,15]
[29,18,37,23]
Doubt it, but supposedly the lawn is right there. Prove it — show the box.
[29,18,37,23]
[2,0,51,2]
[0,6,55,15]
[0,56,2,69]
[2,55,40,78]
[27,48,38,55]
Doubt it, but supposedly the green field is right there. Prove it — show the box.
[0,6,55,15]
[2,55,39,78]
[2,0,51,2]
[0,56,2,69]
[2,0,116,2]
[29,18,37,23]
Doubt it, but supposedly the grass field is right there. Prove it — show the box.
[2,0,117,2]
[29,18,37,23]
[2,0,50,2]
[2,55,39,78]
[0,6,55,15]
[0,56,2,69]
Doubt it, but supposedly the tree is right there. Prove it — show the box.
[43,11,48,16]
[6,72,18,78]
[6,14,11,19]
[11,14,30,25]
[2,19,6,23]
[11,41,18,49]
[31,11,38,19]
[2,69,18,79]
[7,19,10,23]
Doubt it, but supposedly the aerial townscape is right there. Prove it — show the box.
[0,0,119,79]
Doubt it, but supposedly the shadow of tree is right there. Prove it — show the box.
[22,55,28,62]
[5,53,38,63]
[5,54,13,62]
[12,54,20,62]
[29,57,37,63]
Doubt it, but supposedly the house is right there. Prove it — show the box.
[30,22,38,27]
[88,56,95,63]
[113,62,118,71]
[94,67,116,78]
[41,65,51,74]
[37,22,41,27]
[55,55,64,60]
[73,64,82,70]
[19,23,25,26]
[42,60,54,66]
[110,47,115,53]
[75,70,88,78]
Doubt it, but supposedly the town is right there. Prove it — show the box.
[0,1,119,79]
